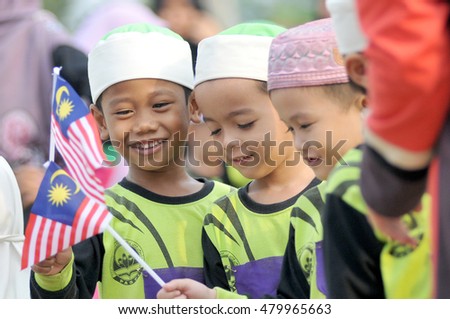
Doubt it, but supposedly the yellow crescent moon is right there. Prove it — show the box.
[55,86,70,105]
[50,169,81,194]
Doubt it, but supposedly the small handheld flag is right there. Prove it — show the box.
[50,69,106,203]
[21,162,112,269]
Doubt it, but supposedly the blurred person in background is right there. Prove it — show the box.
[0,0,90,226]
[153,0,222,68]
[61,0,167,55]
[0,156,30,298]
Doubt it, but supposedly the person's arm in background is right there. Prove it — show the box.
[356,0,450,243]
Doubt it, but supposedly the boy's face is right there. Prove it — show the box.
[271,86,363,181]
[92,79,190,172]
[193,78,297,180]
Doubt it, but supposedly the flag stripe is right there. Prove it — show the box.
[82,201,100,239]
[39,219,53,262]
[70,117,105,166]
[34,217,47,267]
[96,208,112,234]
[61,224,70,252]
[52,119,104,202]
[22,214,38,268]
[72,198,92,244]
[50,222,61,257]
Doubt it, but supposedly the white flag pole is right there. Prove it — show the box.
[105,224,165,287]
[47,67,62,166]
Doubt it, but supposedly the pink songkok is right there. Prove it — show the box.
[268,18,348,91]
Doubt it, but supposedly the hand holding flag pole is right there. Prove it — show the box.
[22,68,165,288]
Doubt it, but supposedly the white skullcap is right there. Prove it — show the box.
[88,23,194,104]
[194,22,286,87]
[326,0,368,55]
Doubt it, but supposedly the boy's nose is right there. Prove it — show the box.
[221,131,240,150]
[134,114,159,134]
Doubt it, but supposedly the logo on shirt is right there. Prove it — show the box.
[297,242,314,284]
[220,250,239,292]
[111,240,144,285]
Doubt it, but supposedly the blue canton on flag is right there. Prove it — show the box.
[52,76,90,138]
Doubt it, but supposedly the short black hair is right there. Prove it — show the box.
[290,82,364,111]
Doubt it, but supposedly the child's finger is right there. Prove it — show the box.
[157,288,182,299]
[31,263,54,274]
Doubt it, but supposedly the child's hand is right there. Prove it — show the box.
[157,279,217,299]
[31,247,72,276]
[367,208,418,247]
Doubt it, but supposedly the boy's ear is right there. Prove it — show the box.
[189,91,202,124]
[90,104,110,141]
[345,53,367,90]
[354,95,368,111]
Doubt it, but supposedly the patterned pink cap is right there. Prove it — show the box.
[268,18,348,91]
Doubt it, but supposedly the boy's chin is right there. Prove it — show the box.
[311,165,333,182]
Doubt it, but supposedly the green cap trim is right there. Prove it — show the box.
[219,22,286,37]
[101,23,183,41]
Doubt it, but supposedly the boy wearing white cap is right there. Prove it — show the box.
[30,23,233,299]
[323,0,432,298]
[158,21,320,299]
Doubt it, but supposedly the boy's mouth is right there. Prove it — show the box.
[129,140,165,154]
[303,156,322,167]
[232,155,254,166]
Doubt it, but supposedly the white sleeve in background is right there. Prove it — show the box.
[0,156,30,298]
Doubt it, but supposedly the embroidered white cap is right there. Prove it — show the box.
[194,22,286,87]
[88,23,194,104]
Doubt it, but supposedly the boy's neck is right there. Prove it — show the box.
[126,165,203,197]
[248,161,315,205]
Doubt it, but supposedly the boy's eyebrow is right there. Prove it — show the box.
[290,111,312,121]
[227,108,254,119]
[203,108,254,123]
[108,89,177,106]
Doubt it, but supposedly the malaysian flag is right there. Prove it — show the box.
[51,74,106,203]
[21,162,112,269]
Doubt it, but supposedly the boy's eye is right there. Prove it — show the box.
[115,110,132,116]
[237,121,255,129]
[286,126,294,133]
[210,128,221,136]
[300,123,312,129]
[153,102,170,109]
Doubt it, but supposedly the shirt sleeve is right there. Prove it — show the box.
[357,0,450,157]
[30,234,104,299]
[323,193,385,298]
